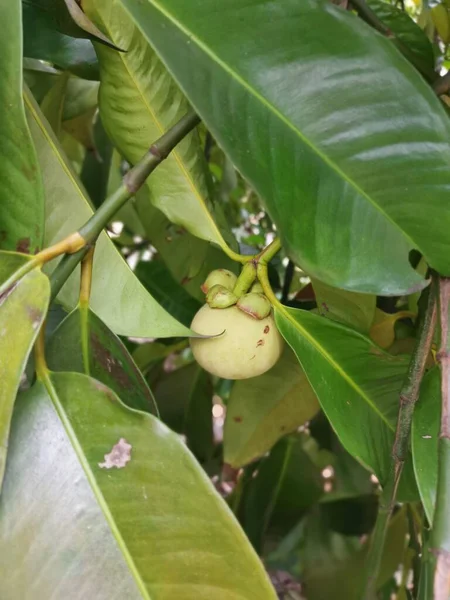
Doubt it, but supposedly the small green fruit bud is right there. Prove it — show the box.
[250,282,264,294]
[201,269,237,294]
[237,292,271,319]
[206,284,238,308]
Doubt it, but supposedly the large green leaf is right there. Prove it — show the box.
[311,278,376,333]
[83,0,234,252]
[136,259,201,327]
[135,189,238,302]
[46,307,158,414]
[24,88,192,338]
[0,0,44,253]
[0,372,276,599]
[224,347,319,467]
[0,252,49,489]
[411,368,439,524]
[243,434,324,553]
[153,362,214,462]
[22,1,99,80]
[274,306,417,499]
[118,0,450,294]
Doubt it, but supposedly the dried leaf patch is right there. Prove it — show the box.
[98,438,132,469]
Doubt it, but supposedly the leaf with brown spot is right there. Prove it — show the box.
[0,371,276,598]
[47,306,158,415]
[0,251,49,491]
[98,438,132,469]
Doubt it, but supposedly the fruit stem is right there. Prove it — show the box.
[233,262,257,297]
[233,238,282,297]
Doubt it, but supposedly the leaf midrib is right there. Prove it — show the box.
[139,0,417,249]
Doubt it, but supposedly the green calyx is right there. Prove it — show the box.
[201,269,237,294]
[206,284,238,308]
[236,292,271,319]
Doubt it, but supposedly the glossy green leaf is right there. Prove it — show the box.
[0,252,49,489]
[63,78,99,120]
[22,1,99,80]
[40,72,69,137]
[243,434,324,553]
[46,307,158,414]
[154,362,214,462]
[83,0,236,252]
[367,0,435,70]
[311,278,376,333]
[119,0,450,293]
[275,306,417,499]
[411,368,440,524]
[24,88,192,338]
[224,347,319,467]
[0,0,44,253]
[24,0,121,49]
[136,260,201,327]
[135,187,238,302]
[0,372,276,599]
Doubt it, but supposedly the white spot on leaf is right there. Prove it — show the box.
[98,438,132,469]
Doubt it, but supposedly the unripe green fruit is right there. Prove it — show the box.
[190,304,284,379]
[237,292,271,319]
[201,269,237,294]
[206,284,238,308]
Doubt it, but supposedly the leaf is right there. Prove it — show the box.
[40,72,69,137]
[411,368,440,524]
[0,251,49,489]
[153,362,214,462]
[367,0,435,69]
[83,0,235,252]
[25,0,122,49]
[275,306,418,499]
[267,505,408,599]
[24,87,192,338]
[0,372,276,599]
[63,78,99,120]
[243,434,324,553]
[22,1,99,79]
[136,259,202,327]
[369,308,416,350]
[118,0,450,294]
[46,307,158,414]
[432,3,450,43]
[135,190,238,302]
[224,347,319,467]
[0,0,44,253]
[311,278,376,333]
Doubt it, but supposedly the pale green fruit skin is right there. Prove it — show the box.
[190,304,284,380]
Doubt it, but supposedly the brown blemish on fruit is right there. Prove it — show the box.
[250,355,256,360]
[16,237,30,254]
[264,325,270,334]
[233,416,243,423]
[256,339,264,347]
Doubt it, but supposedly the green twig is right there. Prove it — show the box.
[49,110,200,300]
[430,277,450,600]
[362,286,437,599]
